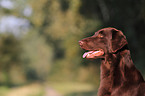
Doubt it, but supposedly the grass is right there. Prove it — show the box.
[47,82,97,96]
[0,86,10,96]
[0,83,44,96]
[0,82,97,96]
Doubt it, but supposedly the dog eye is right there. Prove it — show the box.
[98,34,104,38]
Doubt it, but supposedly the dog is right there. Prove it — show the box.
[79,27,145,96]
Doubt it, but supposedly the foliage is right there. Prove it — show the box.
[21,31,53,81]
[0,34,23,85]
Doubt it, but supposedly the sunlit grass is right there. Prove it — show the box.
[48,82,97,95]
[0,86,9,96]
[0,83,44,96]
[0,82,97,96]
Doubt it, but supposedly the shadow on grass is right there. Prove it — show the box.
[65,90,98,96]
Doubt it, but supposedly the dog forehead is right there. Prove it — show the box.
[94,28,112,35]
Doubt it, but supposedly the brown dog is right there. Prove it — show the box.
[79,28,145,96]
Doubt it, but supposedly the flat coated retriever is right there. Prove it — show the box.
[79,27,145,96]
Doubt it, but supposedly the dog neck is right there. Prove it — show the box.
[99,48,144,93]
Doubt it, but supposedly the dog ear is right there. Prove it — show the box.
[111,28,128,53]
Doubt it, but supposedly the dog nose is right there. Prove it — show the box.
[79,41,84,46]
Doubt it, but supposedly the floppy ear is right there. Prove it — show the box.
[111,28,128,53]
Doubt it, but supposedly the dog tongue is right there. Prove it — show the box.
[83,51,94,58]
[83,50,104,58]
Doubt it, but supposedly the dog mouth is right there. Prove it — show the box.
[83,49,104,58]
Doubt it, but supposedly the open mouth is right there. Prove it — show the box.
[83,49,104,58]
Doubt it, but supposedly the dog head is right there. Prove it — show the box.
[79,27,128,59]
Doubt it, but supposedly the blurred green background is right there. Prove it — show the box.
[0,0,145,96]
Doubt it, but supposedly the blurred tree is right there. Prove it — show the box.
[21,31,53,81]
[28,0,101,82]
[0,34,22,86]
